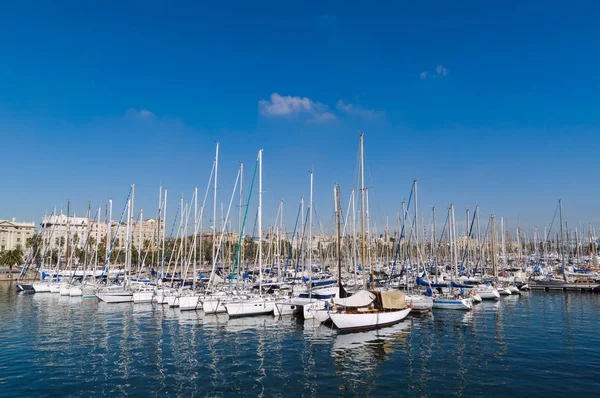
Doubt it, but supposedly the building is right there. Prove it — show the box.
[41,214,90,249]
[41,214,164,250]
[0,218,36,252]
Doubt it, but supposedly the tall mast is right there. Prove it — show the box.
[414,179,420,279]
[239,162,244,273]
[138,209,143,274]
[193,186,198,290]
[212,142,219,282]
[559,199,566,281]
[107,199,112,273]
[335,185,343,297]
[351,189,357,284]
[308,170,313,298]
[360,133,367,289]
[258,149,263,294]
[432,206,437,284]
[161,191,167,279]
[491,215,497,281]
[129,184,135,285]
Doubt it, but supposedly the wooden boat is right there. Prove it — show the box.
[329,290,411,333]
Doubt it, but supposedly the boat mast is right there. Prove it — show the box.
[335,185,343,297]
[559,199,566,281]
[258,149,263,295]
[193,186,198,290]
[360,133,367,290]
[414,179,420,291]
[309,171,313,298]
[161,190,167,280]
[432,206,437,284]
[491,214,497,283]
[212,142,219,285]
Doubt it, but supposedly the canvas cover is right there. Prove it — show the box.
[379,291,406,309]
[333,290,375,307]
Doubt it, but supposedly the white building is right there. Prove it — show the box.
[0,218,36,252]
[41,214,164,250]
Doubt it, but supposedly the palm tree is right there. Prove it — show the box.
[1,245,24,278]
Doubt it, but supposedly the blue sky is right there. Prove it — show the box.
[1,1,599,237]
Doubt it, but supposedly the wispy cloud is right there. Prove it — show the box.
[126,108,156,120]
[420,64,448,79]
[336,100,384,120]
[259,93,335,123]
[436,64,448,77]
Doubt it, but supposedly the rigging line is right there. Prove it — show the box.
[101,187,132,279]
[389,185,414,280]
[283,200,302,284]
[227,157,258,289]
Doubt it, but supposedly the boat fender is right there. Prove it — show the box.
[410,301,413,309]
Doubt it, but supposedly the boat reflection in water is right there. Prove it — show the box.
[331,320,412,394]
[332,320,412,360]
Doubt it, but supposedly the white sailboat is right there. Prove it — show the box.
[225,150,275,318]
[327,134,411,332]
[433,205,474,311]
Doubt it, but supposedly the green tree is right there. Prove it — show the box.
[1,245,24,277]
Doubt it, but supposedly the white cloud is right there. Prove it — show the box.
[420,65,448,79]
[126,108,156,120]
[336,100,383,120]
[259,93,335,123]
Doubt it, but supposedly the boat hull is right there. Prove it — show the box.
[477,289,500,300]
[432,298,473,310]
[225,299,275,318]
[329,308,411,333]
[133,291,154,304]
[179,296,200,311]
[96,292,133,303]
[406,295,434,312]
[32,283,52,293]
[203,298,228,314]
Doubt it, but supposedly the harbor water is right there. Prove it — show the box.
[1,283,599,397]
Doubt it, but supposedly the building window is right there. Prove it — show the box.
[17,238,21,242]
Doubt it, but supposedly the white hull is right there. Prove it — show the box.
[133,291,154,303]
[477,288,500,300]
[508,286,521,294]
[50,285,62,293]
[225,298,275,318]
[311,308,331,323]
[433,298,473,310]
[153,291,171,304]
[32,283,52,293]
[96,292,133,303]
[329,308,411,333]
[470,291,482,302]
[274,301,299,317]
[59,287,71,296]
[179,296,200,311]
[406,295,434,312]
[303,300,326,320]
[202,298,229,314]
[166,296,179,308]
[69,287,83,297]
[498,287,512,295]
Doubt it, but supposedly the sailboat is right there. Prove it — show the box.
[225,149,275,318]
[432,205,473,310]
[97,185,136,304]
[328,133,411,332]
